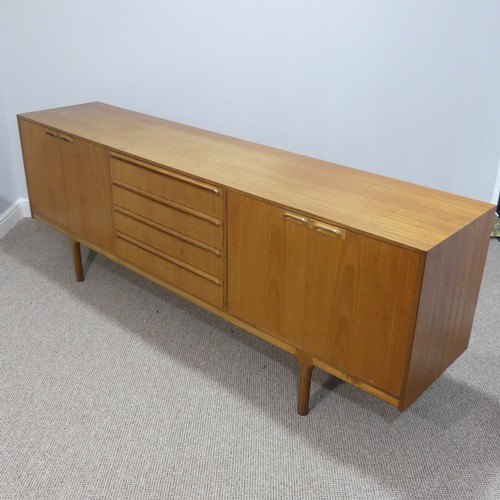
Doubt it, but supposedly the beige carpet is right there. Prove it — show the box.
[1,219,499,499]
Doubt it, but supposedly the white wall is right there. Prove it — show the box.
[493,159,500,211]
[1,0,499,205]
[0,80,17,213]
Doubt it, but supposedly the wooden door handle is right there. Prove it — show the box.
[59,133,74,144]
[44,129,74,144]
[312,222,346,239]
[283,212,308,225]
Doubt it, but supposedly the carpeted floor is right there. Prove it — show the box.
[1,219,499,499]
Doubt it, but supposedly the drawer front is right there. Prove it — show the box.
[116,236,223,308]
[112,184,223,249]
[114,209,223,278]
[110,155,223,218]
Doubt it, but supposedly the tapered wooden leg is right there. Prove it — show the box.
[70,238,84,282]
[296,350,314,416]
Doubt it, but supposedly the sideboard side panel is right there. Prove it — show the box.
[399,209,494,409]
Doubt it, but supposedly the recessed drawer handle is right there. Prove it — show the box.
[283,212,308,225]
[312,222,346,239]
[204,185,221,195]
[110,154,222,196]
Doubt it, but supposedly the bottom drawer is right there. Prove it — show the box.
[116,236,223,308]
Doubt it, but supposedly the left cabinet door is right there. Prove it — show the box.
[19,120,70,228]
[19,119,115,251]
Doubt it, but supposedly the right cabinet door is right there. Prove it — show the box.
[227,192,422,395]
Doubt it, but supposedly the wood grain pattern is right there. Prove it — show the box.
[113,209,223,277]
[399,209,495,409]
[228,192,423,395]
[111,184,223,249]
[18,102,493,251]
[18,120,70,228]
[18,119,115,251]
[227,193,309,346]
[62,137,115,251]
[302,218,423,396]
[110,154,223,218]
[116,235,223,308]
[18,103,495,413]
[296,350,314,416]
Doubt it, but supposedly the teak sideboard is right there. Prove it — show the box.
[18,103,494,414]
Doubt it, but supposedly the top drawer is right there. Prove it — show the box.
[109,154,223,218]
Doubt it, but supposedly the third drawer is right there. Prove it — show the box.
[114,208,223,278]
[112,184,223,249]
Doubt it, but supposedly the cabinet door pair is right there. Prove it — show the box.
[19,120,114,250]
[227,192,422,396]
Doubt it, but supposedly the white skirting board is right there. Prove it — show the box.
[0,199,31,240]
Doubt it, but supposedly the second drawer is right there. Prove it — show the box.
[114,208,223,278]
[112,184,223,249]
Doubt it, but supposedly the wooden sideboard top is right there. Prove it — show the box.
[18,102,494,251]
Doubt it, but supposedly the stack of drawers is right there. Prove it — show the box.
[109,153,225,307]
